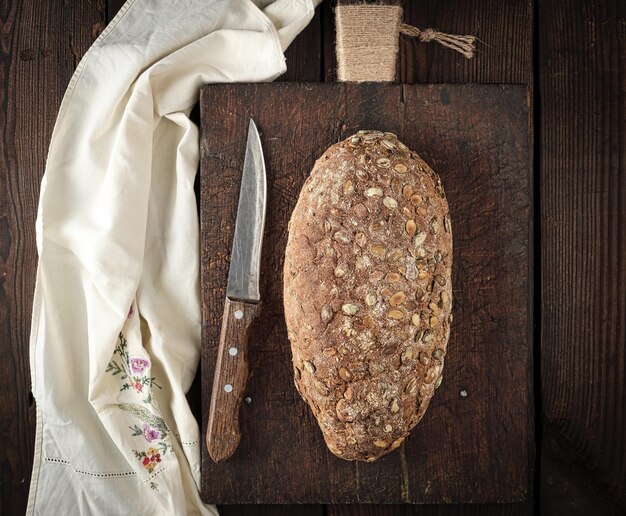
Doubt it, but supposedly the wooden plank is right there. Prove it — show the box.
[200,82,533,504]
[539,0,626,513]
[279,8,323,82]
[219,506,324,516]
[327,503,532,516]
[400,0,532,84]
[0,2,104,515]
[541,453,621,515]
[107,0,126,21]
[322,1,337,82]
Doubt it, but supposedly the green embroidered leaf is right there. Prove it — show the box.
[137,376,161,390]
[115,403,169,436]
[106,360,125,376]
[149,481,159,491]
[150,377,162,389]
[109,333,133,377]
[130,424,143,437]
[117,333,131,364]
[106,357,129,382]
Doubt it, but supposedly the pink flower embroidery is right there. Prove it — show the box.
[132,380,143,393]
[143,424,161,443]
[129,357,150,373]
[127,304,135,319]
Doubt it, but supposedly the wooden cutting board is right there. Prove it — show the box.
[199,83,533,504]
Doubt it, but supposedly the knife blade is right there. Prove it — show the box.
[206,119,266,463]
[226,119,266,303]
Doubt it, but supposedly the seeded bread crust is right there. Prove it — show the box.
[283,130,453,462]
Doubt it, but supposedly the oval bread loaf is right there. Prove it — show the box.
[283,130,452,462]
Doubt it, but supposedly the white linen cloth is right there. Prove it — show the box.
[27,0,319,514]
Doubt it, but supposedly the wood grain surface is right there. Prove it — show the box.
[1,0,624,514]
[0,1,105,513]
[399,0,533,84]
[539,1,626,514]
[327,505,533,516]
[199,82,533,504]
[207,298,261,463]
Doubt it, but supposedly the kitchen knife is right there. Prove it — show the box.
[206,119,266,463]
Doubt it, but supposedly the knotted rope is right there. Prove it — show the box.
[336,5,476,83]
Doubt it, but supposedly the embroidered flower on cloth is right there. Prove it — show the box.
[132,380,143,393]
[143,423,161,442]
[106,334,160,393]
[129,357,150,373]
[109,333,170,491]
[127,304,135,319]
[140,447,162,473]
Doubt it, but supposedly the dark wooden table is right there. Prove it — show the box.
[1,1,624,515]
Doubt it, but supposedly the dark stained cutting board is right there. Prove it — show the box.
[199,83,533,504]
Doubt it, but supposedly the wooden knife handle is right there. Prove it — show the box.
[206,298,260,463]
